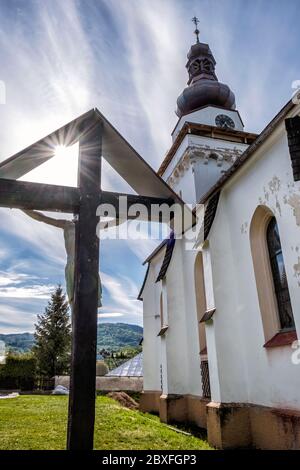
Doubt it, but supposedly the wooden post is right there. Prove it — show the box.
[67,117,102,450]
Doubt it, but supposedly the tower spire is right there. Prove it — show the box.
[176,25,236,117]
[191,16,200,44]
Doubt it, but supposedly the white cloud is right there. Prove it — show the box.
[0,269,54,299]
[0,284,55,299]
[0,208,66,265]
[101,271,142,319]
[0,271,34,287]
[102,0,185,168]
[98,312,124,319]
[0,304,38,334]
[124,238,161,264]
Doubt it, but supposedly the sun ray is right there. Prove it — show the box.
[19,143,79,187]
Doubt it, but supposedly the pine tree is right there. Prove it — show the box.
[34,285,71,377]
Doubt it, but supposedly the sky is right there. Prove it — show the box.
[0,0,299,333]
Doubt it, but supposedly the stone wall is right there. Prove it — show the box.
[55,375,143,392]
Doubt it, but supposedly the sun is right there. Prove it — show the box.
[19,143,79,187]
[54,145,70,159]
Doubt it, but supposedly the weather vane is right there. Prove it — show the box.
[191,16,200,44]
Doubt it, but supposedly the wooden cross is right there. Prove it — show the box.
[0,109,179,450]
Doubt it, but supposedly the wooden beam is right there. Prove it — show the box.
[67,117,102,450]
[0,179,175,219]
[100,191,175,221]
[0,178,80,213]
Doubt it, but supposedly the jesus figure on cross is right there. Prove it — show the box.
[22,210,104,309]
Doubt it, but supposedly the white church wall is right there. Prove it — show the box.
[181,248,203,396]
[192,157,232,203]
[162,134,197,205]
[208,114,300,409]
[172,106,244,141]
[160,279,169,394]
[164,134,248,183]
[164,241,191,395]
[169,164,196,205]
[142,258,163,393]
[188,134,248,158]
[205,192,250,403]
[163,135,190,181]
[163,133,248,206]
[201,245,222,402]
[143,237,212,398]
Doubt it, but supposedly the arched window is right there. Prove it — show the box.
[266,217,295,330]
[250,206,295,343]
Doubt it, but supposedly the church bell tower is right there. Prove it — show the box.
[158,19,257,204]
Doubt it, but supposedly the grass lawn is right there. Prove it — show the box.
[0,395,213,450]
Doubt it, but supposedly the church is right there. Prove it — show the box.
[138,26,300,449]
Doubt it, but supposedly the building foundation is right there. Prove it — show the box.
[141,393,300,449]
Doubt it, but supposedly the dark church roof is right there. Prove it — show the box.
[285,116,300,182]
[176,41,235,118]
[203,192,220,240]
[155,231,176,282]
[137,263,150,301]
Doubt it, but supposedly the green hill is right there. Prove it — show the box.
[0,333,35,353]
[0,323,143,353]
[97,323,143,351]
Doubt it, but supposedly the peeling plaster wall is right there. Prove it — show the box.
[208,118,300,409]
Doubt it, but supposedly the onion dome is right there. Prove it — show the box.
[176,22,236,118]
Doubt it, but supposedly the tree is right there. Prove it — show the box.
[33,285,71,377]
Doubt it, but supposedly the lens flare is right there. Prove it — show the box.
[20,143,79,187]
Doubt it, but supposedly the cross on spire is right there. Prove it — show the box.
[191,16,200,43]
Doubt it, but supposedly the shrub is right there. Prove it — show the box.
[0,352,36,390]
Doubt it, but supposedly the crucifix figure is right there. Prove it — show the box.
[21,210,104,308]
[192,16,200,43]
[21,209,126,308]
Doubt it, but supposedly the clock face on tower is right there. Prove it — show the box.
[215,114,235,129]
